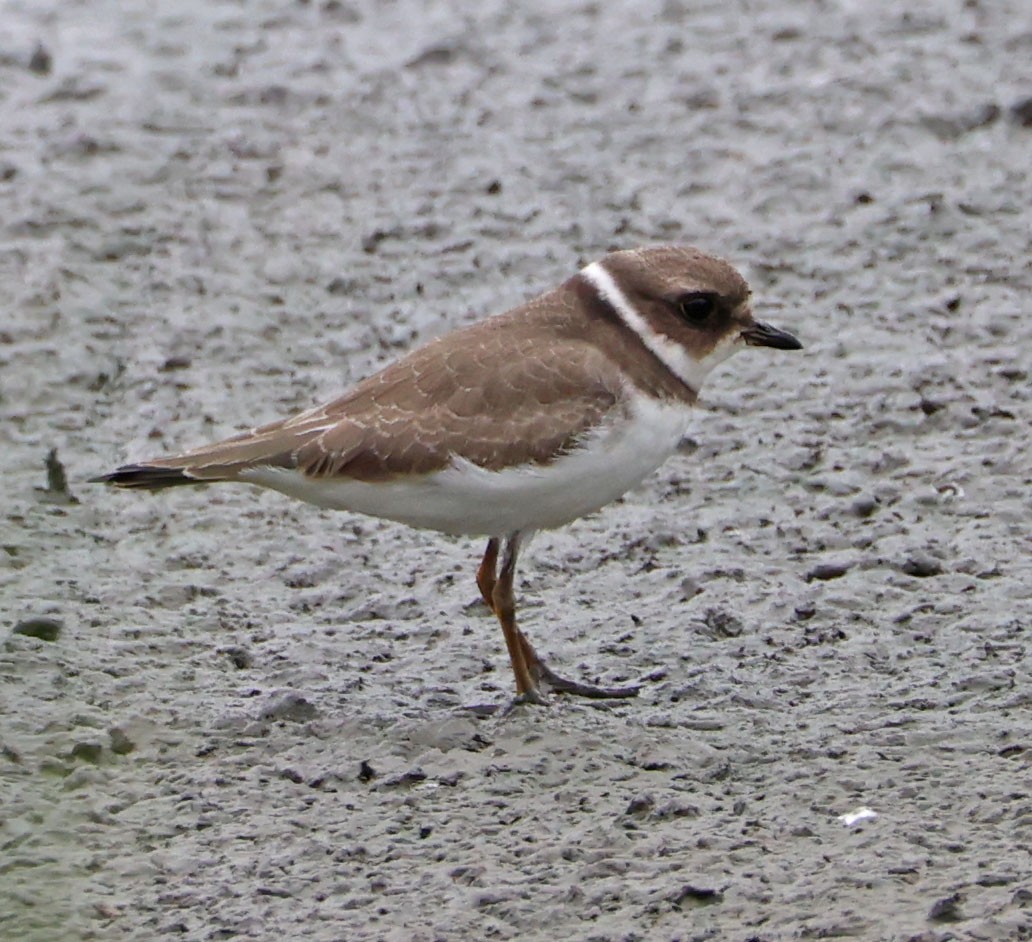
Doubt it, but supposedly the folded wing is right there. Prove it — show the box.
[96,329,627,490]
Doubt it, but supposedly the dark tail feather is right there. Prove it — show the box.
[91,464,203,491]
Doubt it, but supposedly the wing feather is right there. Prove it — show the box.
[103,321,629,486]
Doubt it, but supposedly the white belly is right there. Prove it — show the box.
[239,396,691,537]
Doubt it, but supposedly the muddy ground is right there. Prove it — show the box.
[2,0,1031,939]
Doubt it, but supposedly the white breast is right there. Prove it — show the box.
[239,393,692,537]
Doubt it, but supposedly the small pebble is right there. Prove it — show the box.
[326,276,357,296]
[109,728,135,755]
[62,766,104,790]
[358,760,377,782]
[37,448,78,504]
[260,691,317,722]
[625,793,655,816]
[96,238,150,261]
[13,617,63,641]
[70,742,104,764]
[669,883,722,907]
[679,576,702,600]
[652,800,700,819]
[927,892,963,922]
[28,42,52,75]
[223,646,252,669]
[39,758,71,778]
[381,767,427,788]
[851,495,878,518]
[1009,96,1032,127]
[901,552,944,578]
[806,561,852,582]
[699,607,743,639]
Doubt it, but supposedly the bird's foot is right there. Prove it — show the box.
[463,674,635,716]
[464,685,551,717]
[532,659,640,699]
[491,686,549,716]
[512,686,549,707]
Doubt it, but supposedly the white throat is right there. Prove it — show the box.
[580,260,740,392]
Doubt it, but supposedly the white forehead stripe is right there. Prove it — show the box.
[580,260,740,394]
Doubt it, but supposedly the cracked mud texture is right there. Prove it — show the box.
[1,0,1030,940]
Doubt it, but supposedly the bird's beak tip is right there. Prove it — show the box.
[741,321,803,351]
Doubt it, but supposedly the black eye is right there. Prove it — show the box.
[676,292,718,324]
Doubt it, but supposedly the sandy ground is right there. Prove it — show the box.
[2,0,1031,939]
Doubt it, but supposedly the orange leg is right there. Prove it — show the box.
[476,538,500,612]
[476,536,639,702]
[492,534,545,704]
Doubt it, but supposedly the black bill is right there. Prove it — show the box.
[741,321,803,350]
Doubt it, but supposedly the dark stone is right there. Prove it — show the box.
[70,742,104,764]
[652,800,700,819]
[670,883,723,908]
[41,449,77,504]
[108,728,136,755]
[806,561,852,581]
[927,892,963,922]
[901,552,944,578]
[358,760,377,782]
[625,793,655,816]
[699,607,743,639]
[326,276,358,295]
[28,43,52,75]
[382,767,427,788]
[13,617,63,641]
[1009,96,1032,127]
[224,646,252,669]
[260,691,317,722]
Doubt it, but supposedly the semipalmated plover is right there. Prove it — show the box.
[95,245,802,705]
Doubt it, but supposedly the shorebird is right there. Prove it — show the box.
[95,245,802,704]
